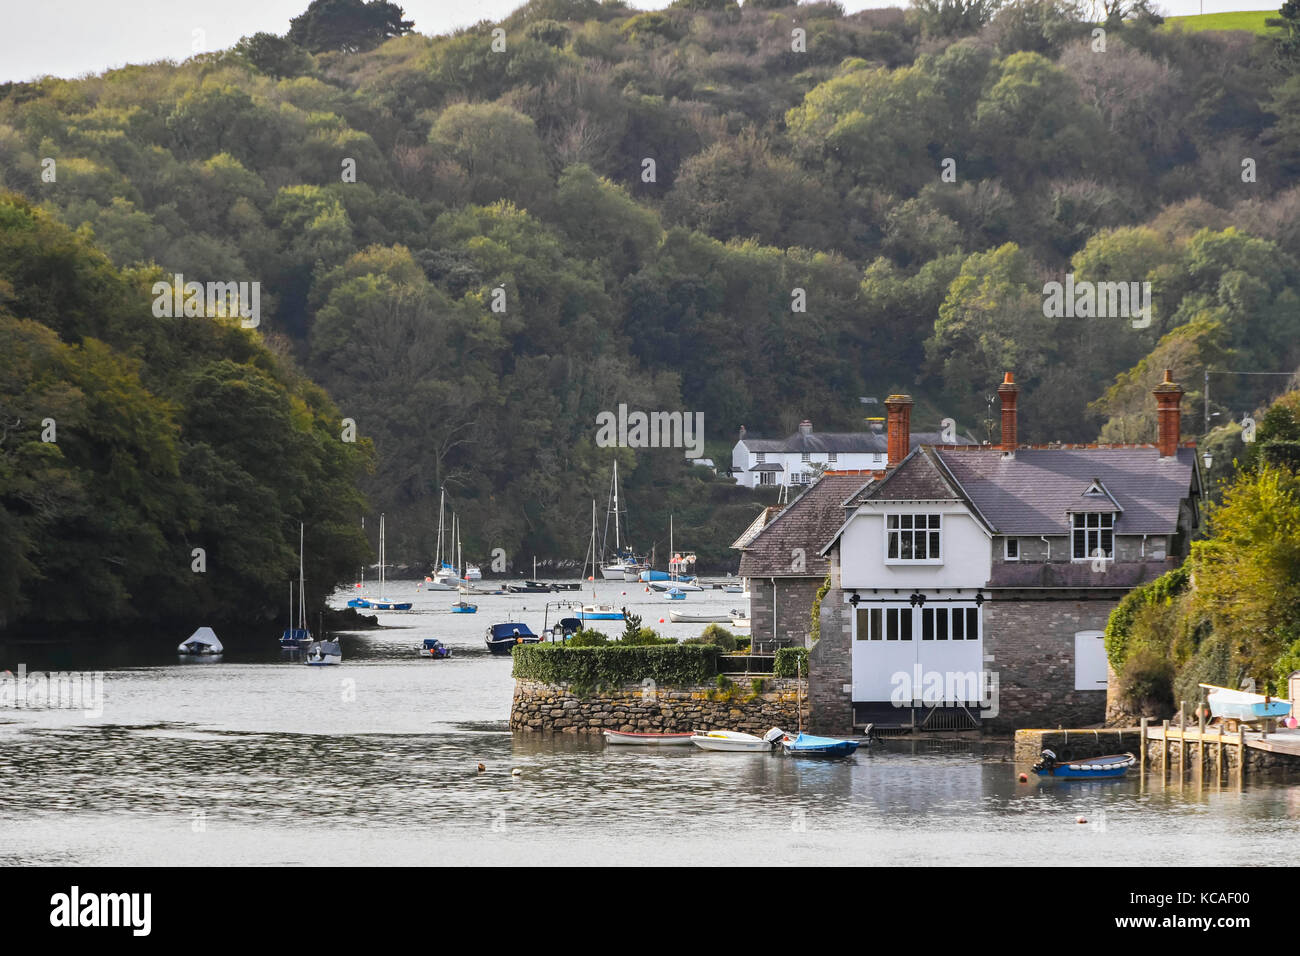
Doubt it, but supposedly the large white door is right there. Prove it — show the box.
[852,602,984,705]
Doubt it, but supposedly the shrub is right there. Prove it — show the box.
[567,628,610,646]
[1113,646,1175,717]
[809,573,830,643]
[1104,565,1189,670]
[687,623,736,651]
[620,627,676,646]
[774,647,808,678]
[512,643,720,686]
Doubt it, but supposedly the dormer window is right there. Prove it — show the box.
[1072,513,1114,561]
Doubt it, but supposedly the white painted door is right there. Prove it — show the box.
[1074,630,1108,691]
[852,603,984,705]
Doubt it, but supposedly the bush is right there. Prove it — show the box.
[1113,646,1175,717]
[567,628,610,646]
[1172,632,1233,709]
[774,647,809,678]
[512,643,720,686]
[1104,565,1189,670]
[686,623,736,651]
[809,573,830,643]
[620,627,676,646]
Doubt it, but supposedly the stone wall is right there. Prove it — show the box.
[1013,728,1144,764]
[809,552,853,735]
[511,677,809,735]
[749,576,822,652]
[982,595,1112,732]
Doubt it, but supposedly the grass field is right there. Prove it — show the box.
[1162,10,1275,34]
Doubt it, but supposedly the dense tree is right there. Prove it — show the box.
[288,0,413,54]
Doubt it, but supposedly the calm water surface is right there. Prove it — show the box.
[2,582,1297,865]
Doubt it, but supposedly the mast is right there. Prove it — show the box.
[298,522,306,631]
[613,460,621,552]
[379,513,386,601]
[435,487,445,572]
[669,514,673,581]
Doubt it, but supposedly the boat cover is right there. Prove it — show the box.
[489,622,536,639]
[179,627,223,653]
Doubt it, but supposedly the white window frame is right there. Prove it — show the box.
[884,512,943,564]
[755,452,765,464]
[828,452,838,463]
[1071,512,1114,562]
[1004,537,1019,561]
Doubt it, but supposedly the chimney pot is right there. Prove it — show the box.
[799,420,813,436]
[884,395,913,467]
[997,371,1020,453]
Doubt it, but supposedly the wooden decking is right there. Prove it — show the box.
[1141,714,1300,779]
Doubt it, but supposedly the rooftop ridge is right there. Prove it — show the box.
[925,441,1198,452]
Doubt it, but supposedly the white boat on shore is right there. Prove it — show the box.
[729,610,751,629]
[690,728,784,752]
[1200,683,1291,722]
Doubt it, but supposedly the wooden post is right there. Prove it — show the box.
[1161,719,1169,779]
[1216,727,1224,786]
[1237,723,1246,784]
[1197,707,1206,783]
[1139,716,1148,774]
[1178,704,1186,780]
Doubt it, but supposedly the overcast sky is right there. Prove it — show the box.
[0,0,1277,84]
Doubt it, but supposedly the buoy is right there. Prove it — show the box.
[511,768,522,776]
[1076,816,1087,824]
[477,763,486,773]
[659,618,665,623]
[1018,773,1028,783]
[621,590,626,595]
[644,586,650,592]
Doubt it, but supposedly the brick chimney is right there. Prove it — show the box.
[1153,369,1184,458]
[798,420,813,436]
[997,372,1020,453]
[884,394,913,467]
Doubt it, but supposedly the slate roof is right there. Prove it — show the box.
[936,447,1196,535]
[851,447,964,504]
[842,445,1195,536]
[737,474,871,578]
[987,559,1178,589]
[740,430,976,455]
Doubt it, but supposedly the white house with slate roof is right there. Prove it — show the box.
[806,371,1203,733]
[732,419,971,488]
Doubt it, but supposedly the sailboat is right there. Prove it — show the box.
[280,524,313,648]
[352,515,412,610]
[644,515,702,590]
[426,487,458,590]
[599,461,646,579]
[581,499,598,582]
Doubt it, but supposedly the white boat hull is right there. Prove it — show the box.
[691,730,777,752]
[603,730,696,746]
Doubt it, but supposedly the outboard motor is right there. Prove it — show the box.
[1032,748,1057,775]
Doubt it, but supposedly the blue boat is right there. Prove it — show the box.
[486,621,541,655]
[420,638,452,659]
[451,601,477,614]
[280,626,312,649]
[578,604,624,621]
[346,597,369,609]
[665,588,686,601]
[1031,749,1136,779]
[639,569,671,582]
[781,732,861,758]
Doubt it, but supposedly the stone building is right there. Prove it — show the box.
[797,371,1202,733]
[734,474,872,653]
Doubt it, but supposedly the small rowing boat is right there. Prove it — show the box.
[1031,749,1135,779]
[603,730,695,746]
[690,728,785,752]
[668,610,731,624]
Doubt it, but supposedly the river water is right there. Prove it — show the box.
[2,581,1297,865]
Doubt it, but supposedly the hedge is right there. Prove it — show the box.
[774,647,809,678]
[511,643,721,686]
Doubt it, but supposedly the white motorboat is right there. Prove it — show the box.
[465,564,482,580]
[305,638,342,666]
[690,728,785,752]
[178,626,223,657]
[729,610,751,629]
[650,580,703,592]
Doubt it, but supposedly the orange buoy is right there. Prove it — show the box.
[477,763,485,772]
[1018,773,1028,783]
[1076,816,1087,824]
[659,618,665,623]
